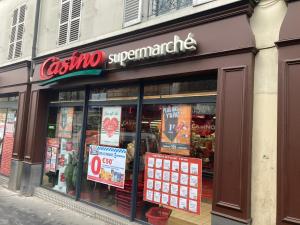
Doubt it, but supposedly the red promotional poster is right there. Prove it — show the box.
[57,107,74,138]
[100,107,122,147]
[87,145,127,188]
[44,138,60,173]
[161,105,192,156]
[143,153,202,215]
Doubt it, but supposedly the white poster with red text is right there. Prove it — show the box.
[100,107,121,147]
[87,145,127,188]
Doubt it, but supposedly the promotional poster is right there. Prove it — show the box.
[58,107,74,138]
[87,145,127,188]
[161,105,192,156]
[44,138,60,173]
[143,152,202,214]
[100,106,122,147]
[0,112,6,155]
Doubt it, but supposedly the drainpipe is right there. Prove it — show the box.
[30,0,41,80]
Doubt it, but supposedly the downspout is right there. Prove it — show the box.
[30,0,41,81]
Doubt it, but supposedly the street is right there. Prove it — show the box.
[0,186,104,225]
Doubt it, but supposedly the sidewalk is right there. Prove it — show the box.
[0,185,109,225]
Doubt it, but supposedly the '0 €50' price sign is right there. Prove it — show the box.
[87,145,127,189]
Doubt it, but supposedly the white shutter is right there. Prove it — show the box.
[193,0,215,7]
[8,5,26,60]
[69,0,81,42]
[8,9,18,59]
[123,0,143,27]
[58,0,81,46]
[58,0,71,45]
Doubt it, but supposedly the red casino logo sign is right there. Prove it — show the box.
[40,50,106,85]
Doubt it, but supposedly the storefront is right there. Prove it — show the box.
[26,3,256,225]
[0,61,31,190]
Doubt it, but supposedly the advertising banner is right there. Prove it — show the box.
[161,105,192,156]
[44,138,60,173]
[87,145,127,188]
[5,110,16,136]
[58,107,74,138]
[0,112,7,155]
[143,153,202,214]
[100,107,121,147]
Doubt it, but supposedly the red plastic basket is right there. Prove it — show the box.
[146,207,172,225]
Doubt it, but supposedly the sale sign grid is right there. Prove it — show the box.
[143,153,202,214]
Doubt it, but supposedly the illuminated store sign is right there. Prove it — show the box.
[108,33,197,67]
[39,33,197,85]
[40,50,106,86]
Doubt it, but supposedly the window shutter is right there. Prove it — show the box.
[8,5,26,60]
[193,0,215,7]
[58,0,81,46]
[69,0,81,42]
[123,0,143,27]
[58,0,71,45]
[8,9,18,60]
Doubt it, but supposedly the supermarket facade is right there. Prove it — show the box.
[0,1,299,225]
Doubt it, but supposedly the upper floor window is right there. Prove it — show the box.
[150,0,192,16]
[123,0,143,27]
[8,5,26,60]
[123,0,214,27]
[58,0,82,46]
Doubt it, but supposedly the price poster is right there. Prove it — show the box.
[58,107,74,138]
[100,106,121,147]
[87,145,127,188]
[5,110,16,136]
[0,112,6,155]
[44,138,60,173]
[161,105,192,156]
[143,153,202,214]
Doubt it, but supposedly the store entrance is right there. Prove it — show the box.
[138,81,216,225]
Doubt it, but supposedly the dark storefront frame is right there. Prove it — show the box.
[277,0,300,224]
[41,77,217,222]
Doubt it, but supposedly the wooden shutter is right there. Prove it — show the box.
[58,0,81,46]
[123,0,143,27]
[69,0,81,42]
[58,0,71,45]
[15,5,26,58]
[8,5,26,60]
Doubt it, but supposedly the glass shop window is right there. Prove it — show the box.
[80,86,138,216]
[139,78,216,225]
[42,103,84,196]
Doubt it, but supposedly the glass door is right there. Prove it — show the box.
[42,90,84,196]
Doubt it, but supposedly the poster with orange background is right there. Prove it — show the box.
[160,105,192,156]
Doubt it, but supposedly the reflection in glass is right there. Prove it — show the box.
[90,86,138,101]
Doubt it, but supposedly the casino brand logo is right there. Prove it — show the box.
[40,50,106,86]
